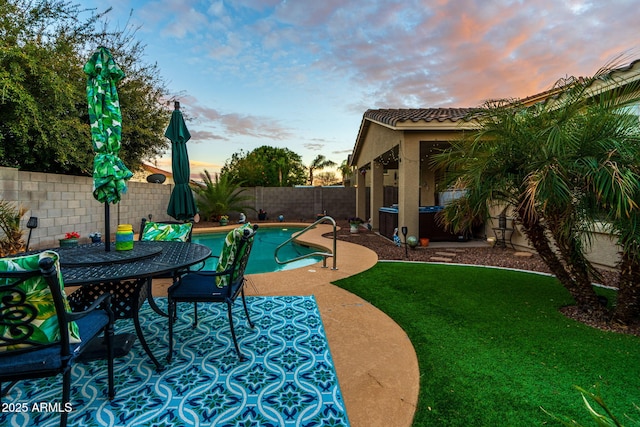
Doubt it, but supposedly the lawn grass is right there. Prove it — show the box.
[333,262,640,426]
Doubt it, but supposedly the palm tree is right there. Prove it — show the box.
[194,171,254,221]
[0,200,26,256]
[338,159,352,185]
[307,155,336,186]
[433,57,640,324]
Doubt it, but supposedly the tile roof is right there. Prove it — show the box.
[141,163,172,177]
[364,108,477,126]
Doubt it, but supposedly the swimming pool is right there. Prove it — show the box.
[192,227,323,273]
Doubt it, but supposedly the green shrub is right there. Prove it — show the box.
[0,200,26,256]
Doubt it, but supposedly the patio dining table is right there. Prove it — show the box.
[56,241,211,371]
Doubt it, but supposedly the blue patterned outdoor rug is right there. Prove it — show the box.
[0,296,350,427]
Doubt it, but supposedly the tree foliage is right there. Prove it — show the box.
[0,0,170,175]
[433,56,640,324]
[338,158,352,185]
[220,146,306,187]
[307,154,336,185]
[194,170,254,221]
[315,171,338,186]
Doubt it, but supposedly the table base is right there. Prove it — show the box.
[68,279,165,371]
[77,333,136,362]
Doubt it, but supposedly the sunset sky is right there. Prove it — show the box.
[82,0,639,179]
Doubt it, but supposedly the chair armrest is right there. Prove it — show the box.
[179,263,238,278]
[189,254,220,272]
[67,292,113,323]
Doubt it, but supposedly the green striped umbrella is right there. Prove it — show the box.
[166,101,197,221]
[84,46,133,250]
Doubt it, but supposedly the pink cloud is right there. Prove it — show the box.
[177,97,294,141]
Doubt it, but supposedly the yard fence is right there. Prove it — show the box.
[0,167,355,250]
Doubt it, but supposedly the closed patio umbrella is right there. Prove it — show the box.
[84,46,133,251]
[166,101,197,221]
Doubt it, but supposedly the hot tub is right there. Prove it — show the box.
[379,205,466,242]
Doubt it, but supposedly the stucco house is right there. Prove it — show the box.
[349,59,640,257]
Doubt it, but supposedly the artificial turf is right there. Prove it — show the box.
[333,262,639,426]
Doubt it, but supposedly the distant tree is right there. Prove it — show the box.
[0,1,170,175]
[315,171,338,186]
[194,170,254,221]
[307,155,336,185]
[338,159,352,185]
[221,146,306,187]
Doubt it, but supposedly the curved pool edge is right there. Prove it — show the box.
[192,223,327,274]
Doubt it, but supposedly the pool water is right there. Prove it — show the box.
[192,227,323,273]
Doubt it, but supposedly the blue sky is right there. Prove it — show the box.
[82,0,639,179]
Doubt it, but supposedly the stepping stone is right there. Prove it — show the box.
[435,252,457,257]
[430,256,454,262]
[514,251,533,257]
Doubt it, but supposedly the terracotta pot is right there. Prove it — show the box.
[420,237,430,247]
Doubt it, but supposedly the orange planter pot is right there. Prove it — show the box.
[420,237,430,247]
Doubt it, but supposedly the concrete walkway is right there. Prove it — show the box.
[153,223,419,427]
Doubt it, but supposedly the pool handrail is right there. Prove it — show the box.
[274,216,337,270]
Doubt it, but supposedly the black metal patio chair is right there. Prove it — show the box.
[166,223,258,362]
[0,251,115,427]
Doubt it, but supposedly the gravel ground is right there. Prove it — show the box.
[329,220,621,286]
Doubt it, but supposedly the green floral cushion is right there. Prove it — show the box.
[141,221,192,242]
[0,251,81,352]
[215,223,253,288]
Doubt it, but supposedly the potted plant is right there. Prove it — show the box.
[89,232,102,243]
[59,231,80,247]
[348,217,363,233]
[219,215,229,226]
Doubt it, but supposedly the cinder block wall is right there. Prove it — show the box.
[0,167,173,250]
[245,186,356,222]
[0,168,357,251]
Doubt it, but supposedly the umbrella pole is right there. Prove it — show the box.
[105,202,111,252]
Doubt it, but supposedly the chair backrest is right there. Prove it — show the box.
[215,223,258,289]
[139,218,193,242]
[0,251,80,355]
